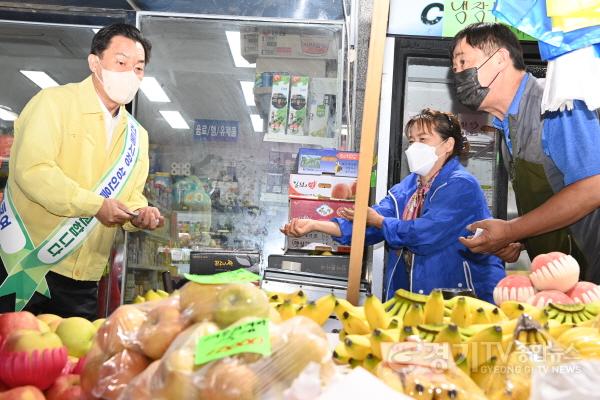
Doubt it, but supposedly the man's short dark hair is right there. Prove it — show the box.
[91,23,152,64]
[450,22,526,71]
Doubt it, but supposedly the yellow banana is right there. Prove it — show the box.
[333,341,351,364]
[364,294,391,330]
[450,297,471,328]
[445,295,496,312]
[466,325,503,369]
[370,328,400,359]
[344,334,372,361]
[297,294,336,325]
[276,300,299,321]
[388,316,402,330]
[403,303,424,327]
[335,298,366,320]
[267,290,307,304]
[423,289,445,325]
[500,300,540,320]
[472,307,490,325]
[340,311,371,335]
[488,306,509,323]
[133,295,145,304]
[433,324,463,359]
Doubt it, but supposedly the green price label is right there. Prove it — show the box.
[195,318,271,365]
[184,269,261,285]
[442,0,536,41]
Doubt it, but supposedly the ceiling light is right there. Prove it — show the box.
[226,31,256,68]
[140,77,171,102]
[250,114,263,132]
[240,81,255,106]
[20,70,59,89]
[159,110,189,129]
[0,107,18,121]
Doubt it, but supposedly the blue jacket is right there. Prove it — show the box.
[332,158,505,303]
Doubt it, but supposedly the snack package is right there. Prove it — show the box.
[83,277,335,400]
[376,340,487,400]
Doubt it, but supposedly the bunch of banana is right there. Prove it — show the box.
[544,302,599,325]
[133,289,170,303]
[275,299,302,321]
[383,288,429,321]
[556,326,600,358]
[297,293,336,325]
[266,289,307,305]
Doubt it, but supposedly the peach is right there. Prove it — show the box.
[529,252,579,292]
[528,290,574,308]
[567,281,600,304]
[493,275,536,305]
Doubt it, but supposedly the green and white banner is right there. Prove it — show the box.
[0,113,141,311]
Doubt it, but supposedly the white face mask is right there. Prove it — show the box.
[405,141,446,176]
[94,57,141,105]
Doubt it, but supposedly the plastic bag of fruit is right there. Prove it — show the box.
[81,293,194,399]
[119,288,335,400]
[375,338,487,400]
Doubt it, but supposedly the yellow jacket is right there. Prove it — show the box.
[9,75,149,281]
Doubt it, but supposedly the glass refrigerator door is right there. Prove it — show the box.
[124,15,344,303]
[399,56,507,218]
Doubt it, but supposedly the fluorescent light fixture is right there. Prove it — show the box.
[140,77,171,102]
[250,114,263,132]
[225,31,256,68]
[159,110,189,129]
[0,107,18,121]
[240,81,255,106]
[20,70,59,89]
[92,28,101,33]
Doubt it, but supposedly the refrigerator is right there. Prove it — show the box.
[387,35,547,220]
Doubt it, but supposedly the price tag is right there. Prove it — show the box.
[195,318,271,365]
[184,269,260,285]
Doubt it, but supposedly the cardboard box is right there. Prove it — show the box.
[190,250,260,275]
[288,174,356,200]
[287,198,354,252]
[268,253,349,277]
[296,148,360,177]
[267,73,290,135]
[308,78,337,138]
[287,76,309,136]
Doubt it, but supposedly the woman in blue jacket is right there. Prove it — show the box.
[281,109,505,303]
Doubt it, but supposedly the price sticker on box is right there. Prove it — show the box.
[195,318,271,365]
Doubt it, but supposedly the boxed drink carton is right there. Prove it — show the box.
[287,198,354,252]
[296,148,360,177]
[287,76,309,135]
[308,78,337,138]
[267,73,290,135]
[288,174,356,200]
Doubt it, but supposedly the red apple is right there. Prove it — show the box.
[0,312,40,349]
[0,385,45,400]
[45,374,83,400]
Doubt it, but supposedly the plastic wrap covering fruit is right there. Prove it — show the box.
[81,281,334,400]
[474,314,584,400]
[375,339,487,400]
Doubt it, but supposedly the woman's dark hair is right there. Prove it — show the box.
[405,108,470,158]
[90,23,152,64]
[450,22,525,71]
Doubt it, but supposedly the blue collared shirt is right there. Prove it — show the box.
[492,73,530,155]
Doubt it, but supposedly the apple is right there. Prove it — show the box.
[331,183,352,199]
[96,305,146,355]
[0,385,45,400]
[36,314,62,333]
[0,312,40,348]
[97,350,150,400]
[139,303,185,359]
[199,360,257,400]
[55,317,97,358]
[1,329,63,353]
[213,283,270,328]
[155,348,201,400]
[179,282,223,322]
[45,374,83,400]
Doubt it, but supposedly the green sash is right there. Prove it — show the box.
[0,113,141,310]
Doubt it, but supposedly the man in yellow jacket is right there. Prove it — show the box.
[0,23,163,318]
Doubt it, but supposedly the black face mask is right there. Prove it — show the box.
[453,49,501,111]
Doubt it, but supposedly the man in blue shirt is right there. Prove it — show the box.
[451,22,600,283]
